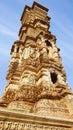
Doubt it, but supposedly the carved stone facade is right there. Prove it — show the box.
[0,108,73,130]
[0,121,70,130]
[0,1,73,130]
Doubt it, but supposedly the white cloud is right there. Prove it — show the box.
[0,23,17,38]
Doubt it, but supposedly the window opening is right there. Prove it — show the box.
[45,40,52,47]
[51,72,57,84]
[17,47,19,52]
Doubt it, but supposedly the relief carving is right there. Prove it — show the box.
[22,46,39,60]
[2,89,16,104]
[32,99,70,118]
[0,2,73,127]
[4,122,11,129]
[20,73,36,86]
[0,121,3,129]
[0,121,70,130]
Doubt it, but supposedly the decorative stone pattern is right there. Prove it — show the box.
[32,99,70,118]
[1,1,71,105]
[0,1,73,130]
[0,121,70,130]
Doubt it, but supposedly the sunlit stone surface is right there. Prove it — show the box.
[0,1,73,130]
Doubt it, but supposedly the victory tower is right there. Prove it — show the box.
[0,2,73,130]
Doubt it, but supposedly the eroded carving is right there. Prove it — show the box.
[0,1,73,124]
[0,121,70,130]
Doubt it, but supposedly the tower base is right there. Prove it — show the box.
[0,107,73,130]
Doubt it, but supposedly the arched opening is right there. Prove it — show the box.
[45,40,52,47]
[50,72,57,84]
[17,47,19,52]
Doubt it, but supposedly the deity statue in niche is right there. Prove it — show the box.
[37,39,48,63]
[22,41,39,60]
[45,40,53,58]
[57,74,66,85]
[44,39,61,62]
[20,73,36,87]
[37,35,55,61]
[21,46,39,69]
[22,47,30,59]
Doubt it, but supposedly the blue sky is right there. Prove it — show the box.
[0,0,73,97]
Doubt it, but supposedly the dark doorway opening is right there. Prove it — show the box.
[45,40,52,47]
[17,47,19,52]
[51,72,57,84]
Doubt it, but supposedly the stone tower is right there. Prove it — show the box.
[0,2,73,130]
